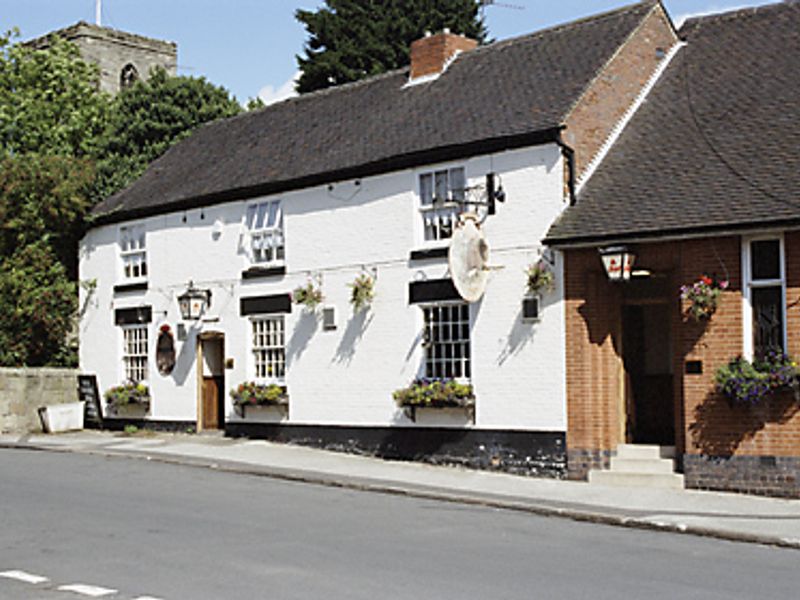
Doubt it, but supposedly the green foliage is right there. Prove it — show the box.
[0,242,78,366]
[0,30,108,157]
[92,68,241,200]
[123,424,140,435]
[292,281,324,310]
[349,274,375,312]
[230,382,289,407]
[393,378,475,408]
[715,350,799,406]
[525,260,555,294]
[295,0,488,93]
[104,382,151,406]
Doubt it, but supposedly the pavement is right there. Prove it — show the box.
[2,429,799,550]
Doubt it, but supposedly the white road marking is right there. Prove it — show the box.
[58,583,118,596]
[133,597,166,600]
[0,570,49,584]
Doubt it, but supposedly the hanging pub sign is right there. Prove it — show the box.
[599,246,636,282]
[156,324,176,376]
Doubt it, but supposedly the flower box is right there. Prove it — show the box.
[393,378,475,422]
[104,382,151,416]
[231,382,289,417]
[716,350,799,406]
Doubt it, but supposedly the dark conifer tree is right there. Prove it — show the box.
[296,0,488,94]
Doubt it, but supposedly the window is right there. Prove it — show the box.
[419,167,465,242]
[246,200,284,264]
[422,303,471,379]
[744,237,786,359]
[252,317,285,381]
[120,63,139,89]
[122,325,148,383]
[120,224,147,280]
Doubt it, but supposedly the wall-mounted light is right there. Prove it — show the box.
[599,246,636,282]
[177,281,211,320]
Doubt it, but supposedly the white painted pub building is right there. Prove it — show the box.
[80,2,678,474]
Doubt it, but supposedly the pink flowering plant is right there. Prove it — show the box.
[681,275,729,320]
[292,281,323,310]
[230,382,288,407]
[715,349,799,405]
[393,378,475,409]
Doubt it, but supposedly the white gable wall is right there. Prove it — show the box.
[80,143,567,431]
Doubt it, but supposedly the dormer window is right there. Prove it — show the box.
[419,167,465,242]
[246,200,284,265]
[119,224,147,281]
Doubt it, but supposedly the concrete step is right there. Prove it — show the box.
[609,456,676,474]
[616,444,675,460]
[588,470,685,489]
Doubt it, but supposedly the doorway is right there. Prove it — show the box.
[198,334,225,430]
[622,302,674,445]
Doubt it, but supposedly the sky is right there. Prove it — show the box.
[1,0,780,105]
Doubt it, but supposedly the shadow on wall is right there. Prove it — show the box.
[497,306,535,366]
[170,325,201,386]
[287,310,318,365]
[333,310,373,365]
[689,389,800,455]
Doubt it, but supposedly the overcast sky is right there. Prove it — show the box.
[1,0,780,105]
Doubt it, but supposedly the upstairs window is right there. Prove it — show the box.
[246,200,284,265]
[744,237,786,359]
[419,167,465,242]
[122,324,148,383]
[422,303,471,380]
[252,316,286,382]
[120,224,147,281]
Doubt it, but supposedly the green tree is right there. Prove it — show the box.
[92,68,241,200]
[0,30,109,157]
[295,0,488,94]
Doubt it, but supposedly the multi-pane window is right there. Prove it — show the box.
[122,325,148,382]
[422,304,471,379]
[419,167,466,241]
[746,238,785,358]
[252,317,286,381]
[120,224,147,280]
[246,200,284,264]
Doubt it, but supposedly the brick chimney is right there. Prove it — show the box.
[409,29,478,80]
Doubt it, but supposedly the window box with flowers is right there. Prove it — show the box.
[104,382,150,416]
[231,382,289,418]
[715,349,799,406]
[393,378,476,422]
[681,275,729,321]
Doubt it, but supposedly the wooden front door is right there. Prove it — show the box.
[200,337,225,430]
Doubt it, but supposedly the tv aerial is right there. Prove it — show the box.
[478,0,525,17]
[448,214,490,303]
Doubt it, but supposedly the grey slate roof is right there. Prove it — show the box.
[93,1,658,223]
[545,1,800,246]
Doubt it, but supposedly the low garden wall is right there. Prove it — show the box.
[0,368,79,434]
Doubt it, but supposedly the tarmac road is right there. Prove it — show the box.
[0,449,797,600]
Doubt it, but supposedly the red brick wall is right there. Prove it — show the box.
[565,235,800,479]
[563,3,678,180]
[410,32,478,80]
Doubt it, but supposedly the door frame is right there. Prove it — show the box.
[196,331,225,432]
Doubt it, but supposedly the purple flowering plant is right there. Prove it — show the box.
[715,348,799,405]
[393,378,475,408]
[230,382,288,407]
[681,274,729,320]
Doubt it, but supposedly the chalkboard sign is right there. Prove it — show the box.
[77,374,103,429]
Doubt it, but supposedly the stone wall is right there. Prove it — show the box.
[0,368,79,434]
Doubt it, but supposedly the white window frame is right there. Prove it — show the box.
[420,302,472,382]
[741,234,787,360]
[121,324,149,383]
[250,316,286,384]
[246,199,285,266]
[418,166,466,245]
[119,223,147,282]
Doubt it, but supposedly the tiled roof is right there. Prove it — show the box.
[545,1,800,245]
[93,1,658,223]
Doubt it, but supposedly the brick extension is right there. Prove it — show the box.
[564,235,800,497]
